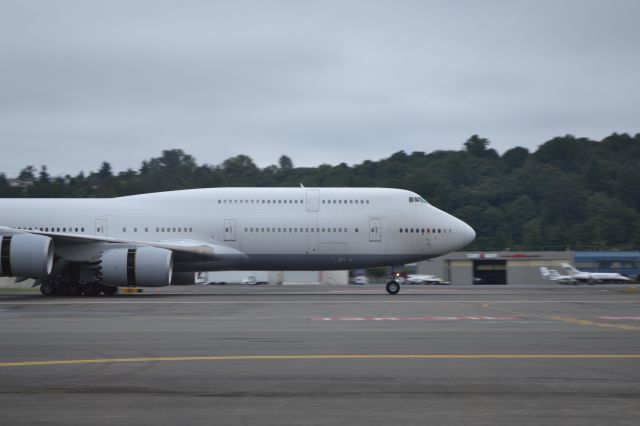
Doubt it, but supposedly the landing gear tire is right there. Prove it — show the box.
[386,280,400,295]
[40,281,55,296]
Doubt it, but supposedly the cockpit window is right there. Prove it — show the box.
[409,196,429,204]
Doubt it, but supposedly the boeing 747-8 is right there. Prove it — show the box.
[0,187,475,295]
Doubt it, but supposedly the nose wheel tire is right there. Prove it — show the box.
[386,280,400,295]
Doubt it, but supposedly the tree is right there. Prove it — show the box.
[38,166,50,184]
[1,133,639,250]
[18,166,36,181]
[502,147,529,169]
[463,135,498,158]
[98,162,113,179]
[278,155,293,170]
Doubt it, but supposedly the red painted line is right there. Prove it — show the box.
[310,316,522,321]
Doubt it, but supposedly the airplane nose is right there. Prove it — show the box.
[463,222,476,246]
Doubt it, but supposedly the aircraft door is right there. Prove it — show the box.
[369,218,382,242]
[306,190,320,211]
[224,219,236,241]
[95,219,108,237]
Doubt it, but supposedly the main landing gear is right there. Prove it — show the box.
[38,280,118,297]
[385,279,401,295]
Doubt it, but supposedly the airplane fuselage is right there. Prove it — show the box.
[0,187,475,293]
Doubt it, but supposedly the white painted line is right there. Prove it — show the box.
[311,316,522,321]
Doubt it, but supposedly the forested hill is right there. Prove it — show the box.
[2,133,639,251]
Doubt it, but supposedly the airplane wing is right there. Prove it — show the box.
[0,226,246,262]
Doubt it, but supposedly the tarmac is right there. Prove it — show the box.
[1,284,639,425]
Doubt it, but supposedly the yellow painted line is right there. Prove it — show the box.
[482,303,640,331]
[2,354,640,368]
[547,315,640,331]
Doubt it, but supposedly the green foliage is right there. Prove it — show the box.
[1,133,639,251]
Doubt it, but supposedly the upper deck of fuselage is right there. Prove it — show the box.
[0,187,432,216]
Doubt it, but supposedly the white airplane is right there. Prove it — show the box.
[560,263,630,284]
[0,187,475,296]
[539,267,577,285]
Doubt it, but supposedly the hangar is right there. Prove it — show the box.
[416,251,574,285]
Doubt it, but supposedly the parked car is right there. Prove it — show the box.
[350,276,368,285]
[405,274,449,285]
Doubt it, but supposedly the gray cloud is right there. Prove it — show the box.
[1,0,639,176]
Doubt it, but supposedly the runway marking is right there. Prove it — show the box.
[311,316,522,321]
[2,354,640,368]
[482,303,640,331]
[598,316,640,320]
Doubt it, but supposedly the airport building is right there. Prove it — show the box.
[574,251,640,277]
[416,251,574,285]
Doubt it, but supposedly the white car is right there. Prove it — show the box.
[405,274,449,285]
[241,275,257,285]
[350,276,368,285]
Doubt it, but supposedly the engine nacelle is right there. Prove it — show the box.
[100,247,173,287]
[0,234,54,278]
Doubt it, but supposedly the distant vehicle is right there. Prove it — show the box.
[405,274,449,285]
[350,276,368,285]
[540,267,577,285]
[241,275,257,285]
[560,263,631,284]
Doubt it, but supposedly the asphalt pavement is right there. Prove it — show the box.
[1,284,639,425]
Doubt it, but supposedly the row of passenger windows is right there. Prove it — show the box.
[220,199,303,204]
[13,225,195,234]
[217,199,371,205]
[242,227,358,233]
[322,200,369,205]
[121,227,194,233]
[14,226,85,233]
[400,227,453,234]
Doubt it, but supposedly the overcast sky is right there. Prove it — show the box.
[1,0,639,177]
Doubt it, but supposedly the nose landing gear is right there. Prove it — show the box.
[386,279,400,295]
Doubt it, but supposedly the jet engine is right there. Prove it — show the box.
[0,234,54,278]
[99,247,173,287]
